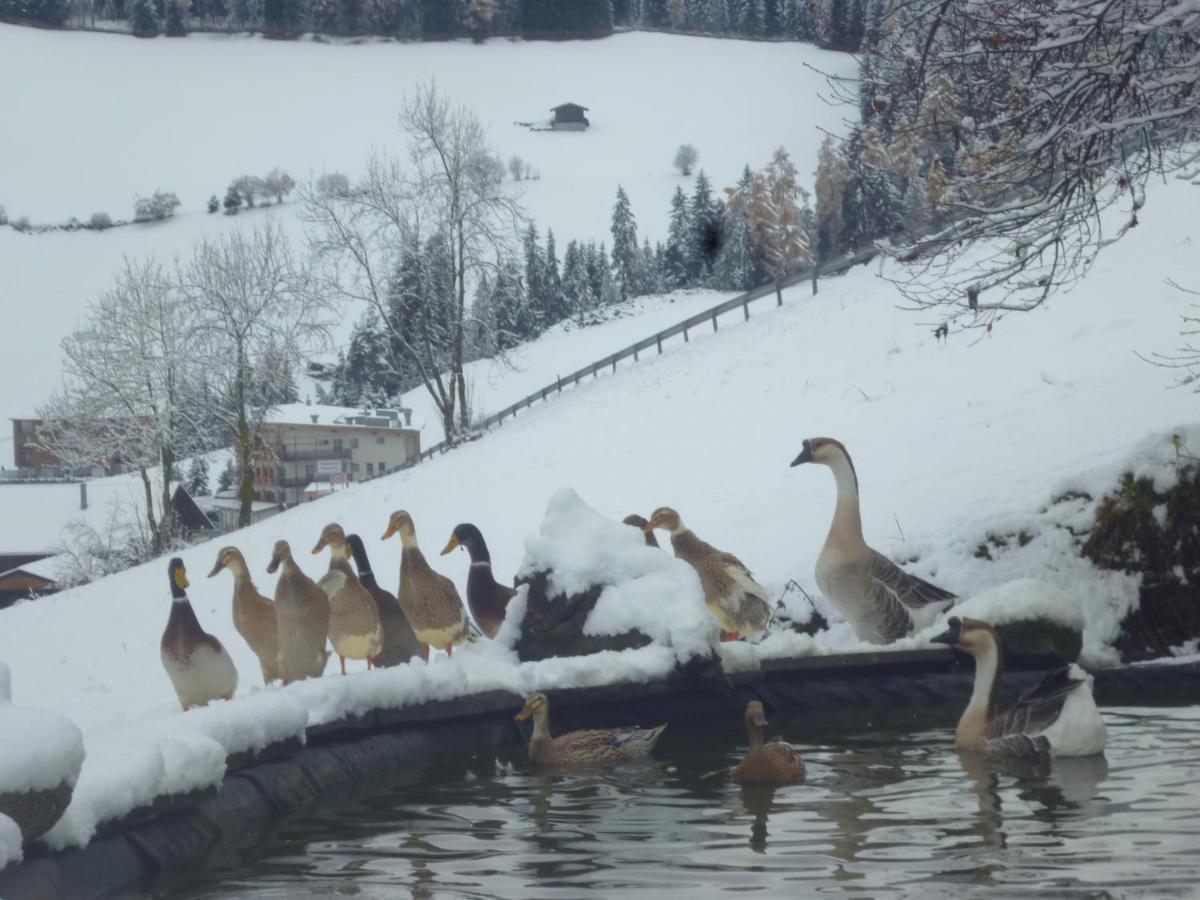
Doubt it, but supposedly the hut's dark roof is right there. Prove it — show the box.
[551,102,589,112]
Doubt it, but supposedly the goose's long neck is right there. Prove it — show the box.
[747,722,765,751]
[959,638,1002,744]
[826,451,864,545]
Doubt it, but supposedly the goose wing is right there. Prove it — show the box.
[865,550,956,611]
[987,666,1084,741]
[980,733,1052,759]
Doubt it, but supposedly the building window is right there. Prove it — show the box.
[351,438,359,449]
[351,463,360,473]
[333,439,343,452]
[376,436,385,445]
[366,463,374,477]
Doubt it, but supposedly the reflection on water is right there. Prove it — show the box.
[165,707,1200,899]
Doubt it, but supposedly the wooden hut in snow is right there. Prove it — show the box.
[551,103,589,130]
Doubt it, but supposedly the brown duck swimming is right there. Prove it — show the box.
[313,523,383,674]
[382,510,471,659]
[514,693,667,765]
[731,701,806,784]
[346,533,423,667]
[645,507,771,641]
[161,558,238,710]
[267,539,330,683]
[441,523,516,639]
[209,546,280,684]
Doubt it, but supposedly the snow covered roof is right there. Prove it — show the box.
[0,475,157,555]
[302,482,335,495]
[264,403,414,430]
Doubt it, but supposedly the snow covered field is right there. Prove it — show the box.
[1,168,1196,853]
[0,24,854,456]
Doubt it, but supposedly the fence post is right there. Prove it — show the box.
[683,327,689,343]
[557,376,562,394]
[633,347,639,361]
[743,299,750,321]
[611,355,617,374]
[656,334,663,354]
[711,312,718,332]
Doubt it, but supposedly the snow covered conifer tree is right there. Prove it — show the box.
[129,0,158,34]
[610,185,641,299]
[687,170,719,284]
[185,455,211,497]
[664,186,691,289]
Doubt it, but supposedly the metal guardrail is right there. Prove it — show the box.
[404,247,880,468]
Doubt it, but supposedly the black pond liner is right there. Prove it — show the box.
[3,648,1200,900]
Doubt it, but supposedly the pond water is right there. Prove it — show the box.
[165,705,1200,899]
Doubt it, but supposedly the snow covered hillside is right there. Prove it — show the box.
[0,167,1195,849]
[0,25,854,457]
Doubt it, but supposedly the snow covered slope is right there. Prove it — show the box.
[0,171,1195,849]
[0,25,854,455]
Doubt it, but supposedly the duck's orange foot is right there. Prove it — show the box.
[421,644,431,662]
[720,630,741,642]
[447,644,454,658]
[339,655,347,675]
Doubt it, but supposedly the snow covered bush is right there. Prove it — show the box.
[1083,447,1200,662]
[0,204,7,226]
[315,171,350,197]
[133,190,181,222]
[88,211,112,230]
[673,143,698,176]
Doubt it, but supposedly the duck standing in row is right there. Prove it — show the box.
[267,540,330,683]
[514,692,667,765]
[932,616,1107,758]
[346,533,423,666]
[441,523,516,639]
[313,523,383,674]
[791,437,955,644]
[161,558,238,710]
[731,701,806,784]
[645,506,771,641]
[383,510,472,659]
[208,546,280,684]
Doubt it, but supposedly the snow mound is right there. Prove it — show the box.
[0,704,84,796]
[43,690,307,850]
[950,578,1083,631]
[520,489,716,659]
[0,812,21,870]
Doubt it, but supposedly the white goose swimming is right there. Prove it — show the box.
[932,616,1107,758]
[791,437,955,643]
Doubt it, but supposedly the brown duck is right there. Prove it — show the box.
[209,546,280,684]
[645,507,771,641]
[382,510,471,659]
[267,539,331,683]
[161,557,238,710]
[514,693,667,765]
[731,701,806,784]
[346,533,423,666]
[440,523,516,639]
[313,523,383,674]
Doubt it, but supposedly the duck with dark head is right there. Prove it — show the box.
[161,557,238,710]
[441,523,516,639]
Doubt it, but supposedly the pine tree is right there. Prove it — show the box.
[610,185,641,299]
[490,256,530,348]
[562,240,593,321]
[641,237,661,294]
[164,0,187,34]
[207,194,219,214]
[688,170,720,284]
[185,455,211,497]
[216,459,235,494]
[543,229,567,324]
[664,186,691,289]
[223,185,242,214]
[712,211,761,290]
[130,0,159,35]
[744,147,814,304]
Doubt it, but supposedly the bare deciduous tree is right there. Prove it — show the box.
[304,81,523,444]
[39,257,204,553]
[179,222,332,527]
[867,0,1200,323]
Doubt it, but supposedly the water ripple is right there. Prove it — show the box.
[165,706,1200,899]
